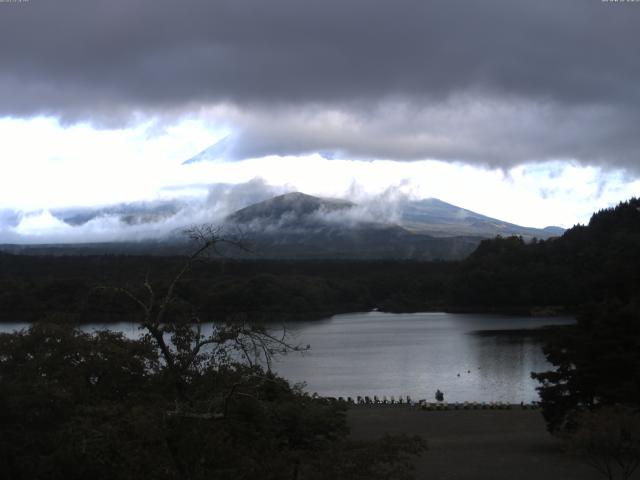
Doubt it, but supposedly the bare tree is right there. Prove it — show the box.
[99,224,307,400]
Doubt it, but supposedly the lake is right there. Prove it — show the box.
[0,311,575,403]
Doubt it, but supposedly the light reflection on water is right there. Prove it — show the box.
[270,312,574,403]
[0,311,574,403]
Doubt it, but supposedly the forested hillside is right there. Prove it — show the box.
[453,198,640,309]
[1,198,638,322]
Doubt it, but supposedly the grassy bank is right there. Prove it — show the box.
[347,407,610,480]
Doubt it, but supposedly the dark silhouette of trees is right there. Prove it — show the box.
[566,406,640,480]
[532,300,640,433]
[0,226,426,480]
[453,197,640,310]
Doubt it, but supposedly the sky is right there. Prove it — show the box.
[1,0,639,242]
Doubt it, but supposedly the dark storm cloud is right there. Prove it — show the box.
[1,0,639,169]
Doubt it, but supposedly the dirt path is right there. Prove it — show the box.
[348,407,623,480]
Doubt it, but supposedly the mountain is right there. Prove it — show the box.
[219,192,565,260]
[53,201,181,226]
[227,193,563,238]
[227,192,354,225]
[224,192,481,260]
[182,135,237,164]
[400,198,563,239]
[1,191,564,260]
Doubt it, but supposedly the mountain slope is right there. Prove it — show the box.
[227,192,354,225]
[1,190,563,260]
[225,192,481,260]
[400,198,563,239]
[182,135,237,164]
[54,201,180,226]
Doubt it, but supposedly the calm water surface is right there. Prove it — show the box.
[272,312,574,403]
[1,312,575,403]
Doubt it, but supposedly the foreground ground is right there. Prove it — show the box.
[348,407,626,480]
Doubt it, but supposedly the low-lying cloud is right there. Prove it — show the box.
[0,179,289,244]
[0,179,418,244]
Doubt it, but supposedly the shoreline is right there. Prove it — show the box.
[0,305,574,325]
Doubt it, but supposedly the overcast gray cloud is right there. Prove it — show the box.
[1,0,639,170]
[200,99,640,169]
